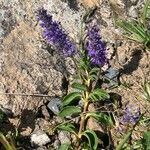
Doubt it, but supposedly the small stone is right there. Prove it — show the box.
[104,67,120,87]
[31,130,51,146]
[104,68,119,80]
[58,131,71,145]
[36,147,47,150]
[53,139,60,150]
[47,98,62,115]
[128,6,138,18]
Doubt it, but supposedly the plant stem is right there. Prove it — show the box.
[79,102,89,135]
[77,101,89,149]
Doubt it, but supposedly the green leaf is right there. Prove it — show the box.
[79,58,89,71]
[142,0,150,25]
[89,74,98,81]
[116,130,132,150]
[142,131,150,150]
[89,67,100,75]
[59,106,81,117]
[142,81,150,101]
[116,19,150,46]
[55,122,77,135]
[81,129,98,150]
[58,143,70,150]
[89,89,110,102]
[63,92,81,106]
[0,132,16,150]
[86,112,113,126]
[72,83,86,91]
[117,20,142,36]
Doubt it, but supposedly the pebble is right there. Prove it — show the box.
[31,130,51,146]
[104,68,119,80]
[104,67,120,87]
[128,6,138,18]
[58,131,71,145]
[47,98,62,115]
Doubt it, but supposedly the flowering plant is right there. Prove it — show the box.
[37,8,113,150]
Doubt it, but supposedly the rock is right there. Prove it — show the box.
[36,147,47,150]
[58,131,71,145]
[31,130,51,146]
[104,67,120,87]
[43,0,85,39]
[0,0,86,117]
[0,21,64,116]
[36,118,55,135]
[53,139,60,150]
[104,68,119,80]
[128,6,138,18]
[47,98,62,115]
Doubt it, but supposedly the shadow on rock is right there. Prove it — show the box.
[18,109,36,133]
[0,107,15,134]
[121,50,142,75]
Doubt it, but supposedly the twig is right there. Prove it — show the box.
[0,92,52,97]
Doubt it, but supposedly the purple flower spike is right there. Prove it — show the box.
[86,24,107,66]
[37,8,76,57]
[121,104,140,125]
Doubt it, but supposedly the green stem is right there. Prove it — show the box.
[77,101,89,149]
[0,132,16,150]
[76,69,91,149]
[78,101,89,136]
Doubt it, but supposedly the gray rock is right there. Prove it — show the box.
[31,130,51,146]
[104,67,120,87]
[58,131,71,145]
[105,68,119,80]
[128,6,138,18]
[47,98,62,114]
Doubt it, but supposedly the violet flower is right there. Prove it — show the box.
[86,24,107,66]
[121,104,140,125]
[37,8,76,57]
